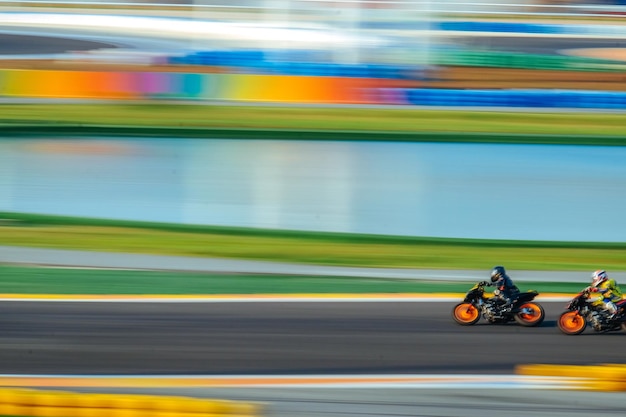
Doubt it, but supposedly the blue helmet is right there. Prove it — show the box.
[490,266,506,282]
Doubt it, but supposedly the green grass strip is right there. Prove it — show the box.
[2,104,626,139]
[2,213,626,271]
[0,265,583,295]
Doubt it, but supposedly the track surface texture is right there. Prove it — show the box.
[0,301,621,375]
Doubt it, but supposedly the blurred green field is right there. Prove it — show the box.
[0,265,585,295]
[2,105,626,274]
[2,213,626,271]
[2,104,626,138]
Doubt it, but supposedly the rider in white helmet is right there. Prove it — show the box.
[587,269,623,319]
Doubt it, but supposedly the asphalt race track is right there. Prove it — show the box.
[2,292,626,417]
[0,300,622,375]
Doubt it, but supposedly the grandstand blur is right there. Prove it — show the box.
[3,1,625,71]
[1,1,625,107]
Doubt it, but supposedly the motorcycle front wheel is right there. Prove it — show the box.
[558,311,586,335]
[513,302,545,327]
[452,303,480,325]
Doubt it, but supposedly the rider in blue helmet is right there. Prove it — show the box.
[485,266,520,309]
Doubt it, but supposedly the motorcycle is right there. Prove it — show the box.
[557,288,626,335]
[452,281,545,327]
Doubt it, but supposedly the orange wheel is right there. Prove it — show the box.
[558,311,586,335]
[452,303,480,325]
[514,302,545,327]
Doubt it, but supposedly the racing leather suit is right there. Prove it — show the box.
[589,279,623,316]
[489,273,520,306]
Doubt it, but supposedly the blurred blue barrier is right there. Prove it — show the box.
[437,21,566,34]
[171,46,623,75]
[436,21,626,36]
[318,20,626,35]
[405,89,626,109]
[168,51,423,79]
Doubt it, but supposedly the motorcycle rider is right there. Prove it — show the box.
[482,266,520,310]
[587,269,623,319]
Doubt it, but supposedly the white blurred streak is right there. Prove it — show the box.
[0,12,387,50]
[4,0,626,19]
[262,0,291,49]
[5,1,624,66]
[333,1,362,64]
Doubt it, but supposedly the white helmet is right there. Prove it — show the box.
[591,270,608,287]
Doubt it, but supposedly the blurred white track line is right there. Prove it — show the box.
[0,295,572,302]
[0,374,583,389]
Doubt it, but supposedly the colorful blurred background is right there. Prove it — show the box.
[2,3,626,416]
[1,0,626,107]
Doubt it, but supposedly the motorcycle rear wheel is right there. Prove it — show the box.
[452,303,480,325]
[558,311,586,335]
[513,302,545,327]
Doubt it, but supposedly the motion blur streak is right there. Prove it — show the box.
[2,138,626,241]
